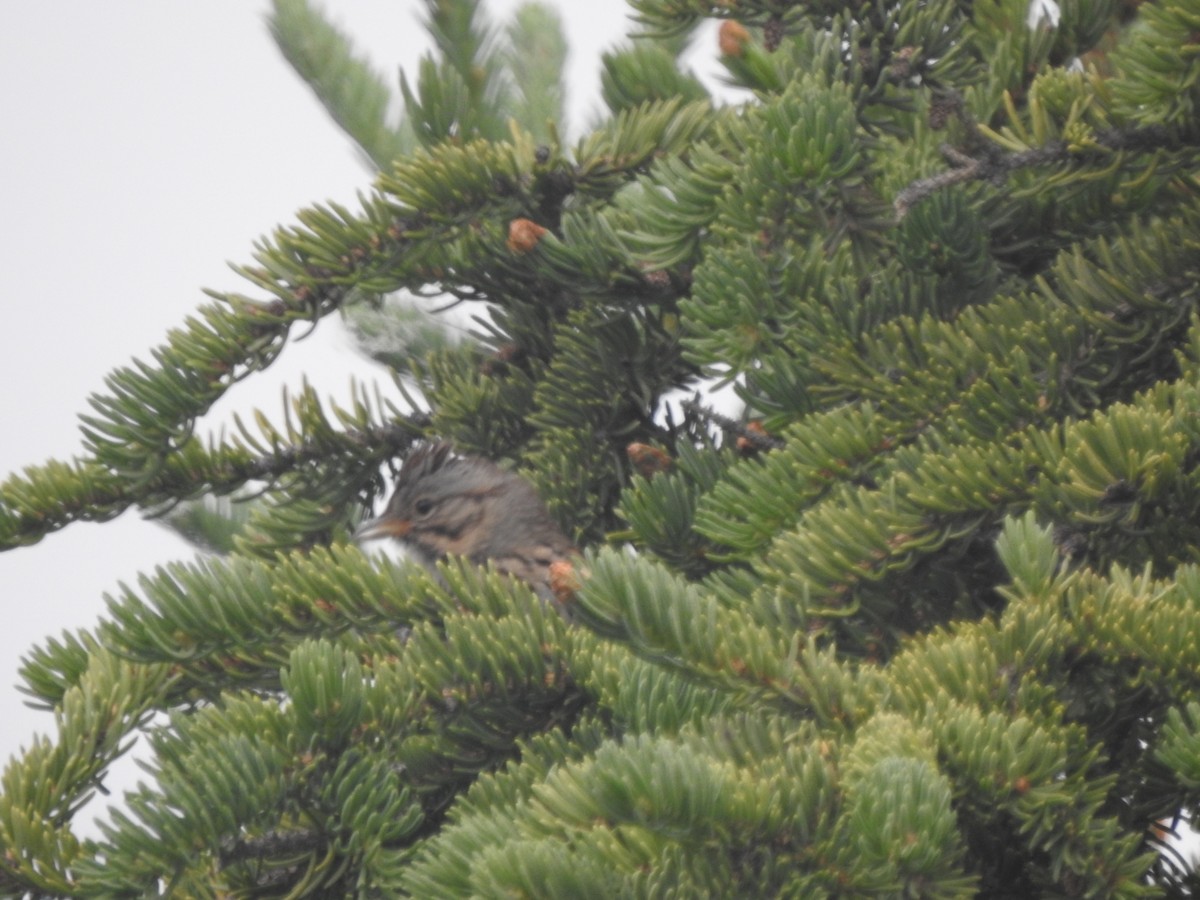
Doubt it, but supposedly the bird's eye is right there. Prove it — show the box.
[414,498,434,516]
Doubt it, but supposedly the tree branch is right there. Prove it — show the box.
[893,124,1175,220]
[681,397,786,450]
[0,419,425,550]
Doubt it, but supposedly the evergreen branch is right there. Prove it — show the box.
[269,0,411,169]
[69,98,711,506]
[420,0,496,87]
[680,398,786,450]
[600,43,710,113]
[71,135,555,516]
[893,124,1176,219]
[0,420,421,550]
[219,828,322,867]
[504,4,568,143]
[22,102,722,552]
[401,0,512,146]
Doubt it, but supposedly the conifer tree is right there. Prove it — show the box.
[2,0,1200,895]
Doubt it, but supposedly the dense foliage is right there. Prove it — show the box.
[2,0,1199,895]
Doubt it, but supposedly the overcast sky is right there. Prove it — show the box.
[0,2,733,825]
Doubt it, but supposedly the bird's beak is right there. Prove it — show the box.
[356,515,412,542]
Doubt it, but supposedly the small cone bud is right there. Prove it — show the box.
[549,558,583,605]
[626,442,673,478]
[507,218,548,253]
[718,21,751,57]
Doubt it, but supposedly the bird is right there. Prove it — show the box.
[357,442,577,608]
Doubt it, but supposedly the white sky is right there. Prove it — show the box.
[0,1,671,791]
